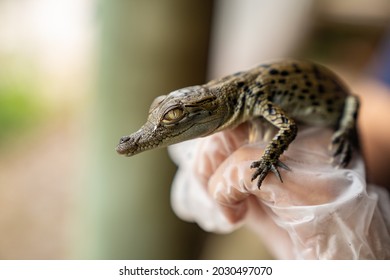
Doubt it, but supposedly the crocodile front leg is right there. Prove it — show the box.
[251,101,297,188]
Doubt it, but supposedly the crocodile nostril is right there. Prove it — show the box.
[119,136,131,144]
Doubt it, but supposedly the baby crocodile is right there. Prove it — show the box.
[116,60,360,188]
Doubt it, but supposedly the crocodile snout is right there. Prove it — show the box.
[116,135,135,155]
[115,133,143,156]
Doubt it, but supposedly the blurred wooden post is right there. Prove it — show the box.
[82,0,213,258]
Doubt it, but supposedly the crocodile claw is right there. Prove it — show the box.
[329,131,352,168]
[250,159,290,189]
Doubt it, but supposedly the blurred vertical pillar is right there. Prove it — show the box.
[84,0,213,259]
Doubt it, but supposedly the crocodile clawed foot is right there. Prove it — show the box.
[250,159,290,189]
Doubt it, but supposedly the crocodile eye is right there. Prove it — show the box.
[162,107,185,123]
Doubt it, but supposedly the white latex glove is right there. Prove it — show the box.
[168,122,390,259]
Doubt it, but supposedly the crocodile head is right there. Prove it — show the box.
[116,86,227,156]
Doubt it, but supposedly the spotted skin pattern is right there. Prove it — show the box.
[116,60,360,189]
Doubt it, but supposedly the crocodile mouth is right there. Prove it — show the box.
[116,133,164,156]
[116,120,208,157]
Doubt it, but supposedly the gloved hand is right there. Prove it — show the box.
[168,121,390,259]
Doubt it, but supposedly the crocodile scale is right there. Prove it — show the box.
[116,60,360,188]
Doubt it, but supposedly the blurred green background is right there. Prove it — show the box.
[0,0,389,259]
